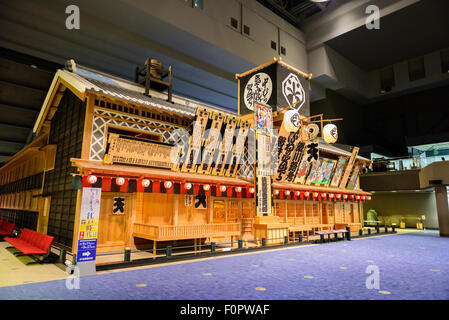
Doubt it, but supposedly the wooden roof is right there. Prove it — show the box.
[33,61,237,135]
[235,57,312,80]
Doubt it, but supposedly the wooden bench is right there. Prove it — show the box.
[316,229,348,243]
[4,228,54,262]
[0,220,15,237]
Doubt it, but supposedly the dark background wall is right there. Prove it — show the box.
[0,209,38,230]
[311,84,449,156]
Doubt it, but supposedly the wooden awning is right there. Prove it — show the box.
[273,182,372,196]
[70,158,252,186]
[71,158,371,196]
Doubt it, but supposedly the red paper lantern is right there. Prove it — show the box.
[235,186,242,193]
[220,185,227,192]
[285,190,291,196]
[164,181,173,189]
[116,177,125,186]
[141,179,150,188]
[87,175,97,184]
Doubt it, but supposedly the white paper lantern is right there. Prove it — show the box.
[283,109,300,133]
[323,124,338,144]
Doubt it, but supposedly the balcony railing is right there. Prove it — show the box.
[133,223,241,241]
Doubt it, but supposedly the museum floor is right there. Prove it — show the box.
[0,230,448,300]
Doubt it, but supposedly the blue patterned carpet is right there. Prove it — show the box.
[1,231,448,300]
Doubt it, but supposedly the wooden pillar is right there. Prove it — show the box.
[294,202,297,225]
[319,201,323,228]
[435,185,449,237]
[238,200,243,220]
[209,197,214,224]
[285,200,288,223]
[224,199,228,223]
[173,194,179,226]
[153,241,157,259]
[304,200,307,224]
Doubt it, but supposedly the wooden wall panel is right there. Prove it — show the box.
[98,193,130,248]
[142,193,173,225]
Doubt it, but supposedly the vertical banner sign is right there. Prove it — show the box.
[274,108,306,183]
[330,157,348,187]
[346,164,362,190]
[185,194,193,207]
[339,146,359,189]
[254,103,273,216]
[77,187,101,263]
[212,116,238,176]
[181,109,210,173]
[228,120,250,177]
[197,112,224,175]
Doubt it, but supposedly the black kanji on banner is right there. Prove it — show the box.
[306,142,319,162]
[113,197,125,214]
[194,191,207,209]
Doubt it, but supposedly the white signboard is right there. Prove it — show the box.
[76,187,101,263]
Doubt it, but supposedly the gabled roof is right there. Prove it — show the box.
[235,57,312,80]
[33,60,236,134]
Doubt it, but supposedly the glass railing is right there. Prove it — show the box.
[370,152,448,172]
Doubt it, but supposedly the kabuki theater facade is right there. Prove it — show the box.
[0,57,372,264]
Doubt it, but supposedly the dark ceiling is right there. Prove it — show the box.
[325,0,449,71]
[0,48,60,167]
[257,0,331,27]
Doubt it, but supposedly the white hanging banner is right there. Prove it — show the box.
[76,187,101,263]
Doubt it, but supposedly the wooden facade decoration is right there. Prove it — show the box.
[0,59,372,264]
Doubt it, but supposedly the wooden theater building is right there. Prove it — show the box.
[0,58,371,263]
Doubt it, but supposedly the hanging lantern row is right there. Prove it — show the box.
[81,175,253,197]
[272,189,371,202]
[82,176,371,201]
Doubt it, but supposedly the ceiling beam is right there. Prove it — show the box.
[261,0,302,26]
[290,1,315,16]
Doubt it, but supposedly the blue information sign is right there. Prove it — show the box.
[77,239,97,263]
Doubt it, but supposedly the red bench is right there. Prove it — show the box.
[0,220,15,236]
[4,228,54,256]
